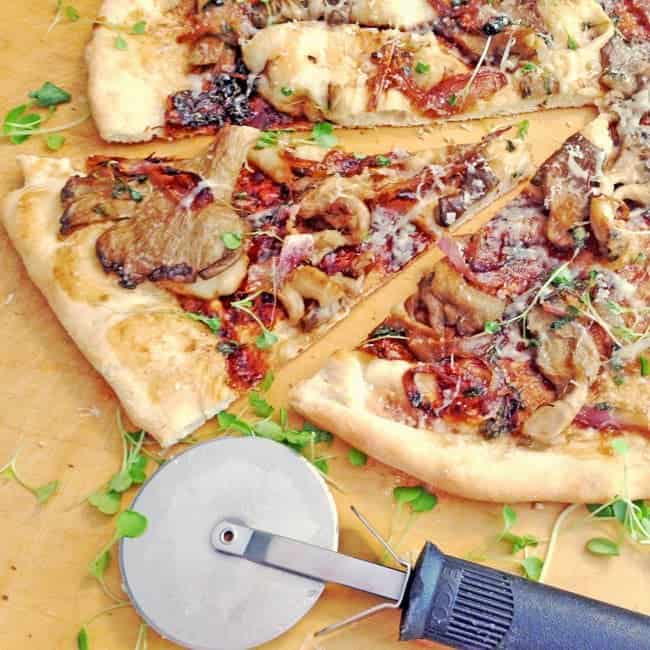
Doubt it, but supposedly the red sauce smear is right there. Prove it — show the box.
[368,44,506,117]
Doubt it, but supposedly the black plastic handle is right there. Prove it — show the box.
[400,542,650,649]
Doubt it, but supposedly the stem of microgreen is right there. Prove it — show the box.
[538,503,581,584]
[1,112,90,138]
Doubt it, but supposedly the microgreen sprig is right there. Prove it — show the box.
[231,292,278,350]
[0,445,59,504]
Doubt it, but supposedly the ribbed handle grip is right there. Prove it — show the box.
[400,542,650,649]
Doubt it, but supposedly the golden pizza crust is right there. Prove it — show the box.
[86,0,191,142]
[2,155,236,446]
[290,351,650,503]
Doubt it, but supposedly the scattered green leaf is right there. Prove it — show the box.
[115,35,127,50]
[484,320,501,334]
[256,329,278,350]
[89,549,111,580]
[586,537,619,556]
[313,458,329,474]
[88,490,121,515]
[65,5,81,22]
[259,370,274,392]
[0,447,59,503]
[131,21,147,34]
[46,133,65,151]
[640,355,650,377]
[116,510,148,538]
[217,411,253,435]
[348,448,367,466]
[502,504,517,531]
[448,94,457,106]
[415,61,431,74]
[311,122,337,148]
[221,231,243,250]
[281,86,294,96]
[375,155,391,167]
[249,391,274,418]
[520,556,543,581]
[29,81,71,107]
[256,130,279,149]
[34,481,59,504]
[567,33,578,50]
[393,486,424,505]
[611,438,629,456]
[77,627,89,650]
[186,312,221,334]
[410,491,438,513]
[516,119,530,139]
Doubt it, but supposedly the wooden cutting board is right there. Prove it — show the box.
[1,3,648,649]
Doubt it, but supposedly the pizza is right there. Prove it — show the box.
[86,0,615,142]
[290,86,650,503]
[1,124,530,446]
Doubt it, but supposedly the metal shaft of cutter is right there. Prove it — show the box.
[212,520,406,602]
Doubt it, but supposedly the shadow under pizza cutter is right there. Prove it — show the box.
[119,437,650,649]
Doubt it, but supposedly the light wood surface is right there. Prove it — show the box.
[1,3,648,649]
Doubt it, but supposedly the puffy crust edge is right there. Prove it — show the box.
[86,0,190,142]
[1,154,236,446]
[290,351,650,503]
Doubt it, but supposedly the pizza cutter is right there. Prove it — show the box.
[120,437,650,649]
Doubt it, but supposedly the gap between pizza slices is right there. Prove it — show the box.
[291,84,650,504]
[86,0,620,142]
[1,124,530,446]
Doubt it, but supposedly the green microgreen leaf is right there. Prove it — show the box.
[34,480,59,504]
[217,411,253,435]
[259,370,274,392]
[448,93,457,106]
[281,86,294,96]
[484,320,501,334]
[88,490,122,515]
[255,329,278,350]
[116,510,148,538]
[550,266,573,287]
[254,419,285,440]
[409,490,438,513]
[65,5,81,22]
[311,122,337,148]
[640,356,650,377]
[46,133,65,151]
[3,105,42,144]
[29,81,71,107]
[520,556,543,581]
[375,155,391,167]
[611,438,629,456]
[256,130,279,149]
[301,421,333,444]
[313,458,329,474]
[567,33,578,50]
[415,61,431,74]
[501,531,539,554]
[89,549,111,580]
[521,62,537,72]
[502,504,517,531]
[221,232,243,250]
[586,537,620,556]
[77,627,89,650]
[348,448,367,466]
[186,312,221,334]
[132,21,147,34]
[249,391,274,418]
[128,454,148,484]
[108,470,132,493]
[115,35,128,50]
[393,486,424,505]
[516,119,530,139]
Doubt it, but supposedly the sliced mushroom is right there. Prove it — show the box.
[422,261,506,337]
[189,37,237,70]
[96,201,245,288]
[524,309,600,443]
[298,176,373,244]
[278,265,345,330]
[533,133,600,249]
[590,195,641,266]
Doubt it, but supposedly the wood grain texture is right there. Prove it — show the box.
[0,3,648,649]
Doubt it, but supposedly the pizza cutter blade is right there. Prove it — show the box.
[120,437,650,650]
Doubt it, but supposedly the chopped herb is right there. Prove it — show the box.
[131,21,147,34]
[375,155,391,167]
[280,86,294,96]
[393,486,424,505]
[217,411,253,435]
[256,130,279,149]
[186,312,221,334]
[415,61,431,74]
[46,133,66,151]
[77,627,89,650]
[3,105,42,144]
[249,391,274,418]
[506,140,516,152]
[516,119,530,139]
[115,35,128,50]
[256,329,278,350]
[567,33,579,50]
[65,5,80,21]
[0,447,59,504]
[551,267,573,287]
[502,504,518,531]
[484,320,501,334]
[520,556,543,581]
[221,231,243,250]
[640,356,650,377]
[501,532,539,554]
[313,458,329,474]
[348,448,367,466]
[29,81,71,107]
[312,122,337,148]
[521,62,537,73]
[585,537,620,556]
[410,491,438,512]
[259,370,275,392]
[448,93,457,106]
[571,225,588,247]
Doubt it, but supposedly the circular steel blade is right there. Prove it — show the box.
[120,437,338,649]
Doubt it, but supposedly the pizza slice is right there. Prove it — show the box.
[291,86,650,503]
[87,0,615,142]
[2,124,530,446]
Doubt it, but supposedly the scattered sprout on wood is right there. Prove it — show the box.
[0,446,59,504]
